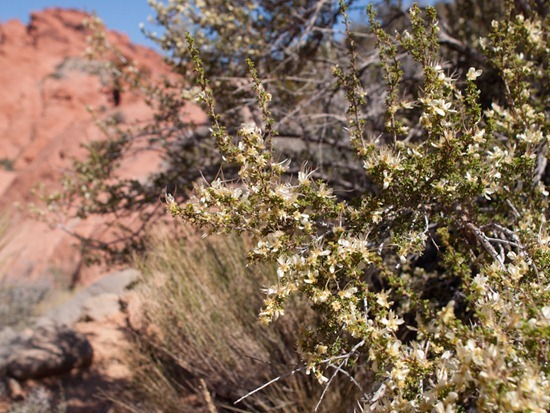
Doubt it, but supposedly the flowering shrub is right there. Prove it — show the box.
[43,0,514,265]
[168,2,549,411]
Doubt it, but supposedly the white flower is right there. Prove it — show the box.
[316,373,329,384]
[465,171,476,184]
[479,37,488,50]
[472,128,486,142]
[339,287,358,299]
[376,290,392,308]
[390,363,410,386]
[194,90,207,102]
[429,99,455,116]
[261,286,278,295]
[400,100,414,110]
[382,170,393,190]
[466,67,482,81]
[240,122,262,137]
[507,264,524,281]
[277,256,290,278]
[298,169,314,185]
[524,19,542,44]
[316,344,328,355]
[313,289,331,303]
[380,310,404,331]
[386,341,400,357]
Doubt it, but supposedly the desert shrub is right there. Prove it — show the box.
[36,0,548,410]
[122,229,366,412]
[39,0,528,264]
[165,1,549,411]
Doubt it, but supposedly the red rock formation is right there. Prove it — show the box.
[0,9,197,284]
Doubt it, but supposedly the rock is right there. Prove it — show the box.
[3,324,93,380]
[80,293,120,322]
[85,268,141,296]
[0,9,204,284]
[120,290,143,332]
[121,291,163,340]
[38,268,140,327]
[6,378,24,401]
[0,271,134,381]
[0,326,18,348]
[0,327,33,377]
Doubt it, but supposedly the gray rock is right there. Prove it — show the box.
[80,293,120,322]
[85,268,140,296]
[0,326,18,348]
[4,324,93,380]
[38,268,140,327]
[0,327,32,376]
[0,268,139,381]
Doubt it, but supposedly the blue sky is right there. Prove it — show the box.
[0,1,435,51]
[0,1,157,48]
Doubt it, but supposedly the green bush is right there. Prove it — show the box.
[166,2,549,411]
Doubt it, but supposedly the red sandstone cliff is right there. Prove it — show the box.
[0,9,191,283]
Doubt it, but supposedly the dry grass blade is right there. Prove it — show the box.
[120,226,366,412]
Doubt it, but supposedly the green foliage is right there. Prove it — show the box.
[168,1,549,411]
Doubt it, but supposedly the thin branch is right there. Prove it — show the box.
[464,220,506,269]
[314,360,345,412]
[233,366,305,405]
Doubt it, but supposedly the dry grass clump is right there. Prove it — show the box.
[0,215,50,331]
[0,280,50,330]
[121,228,364,412]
